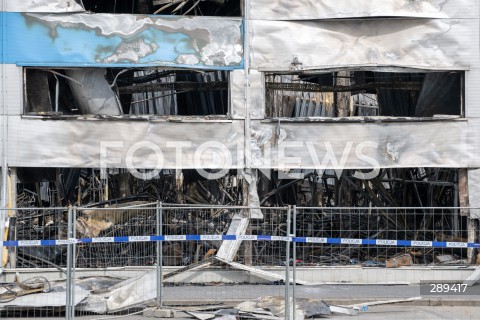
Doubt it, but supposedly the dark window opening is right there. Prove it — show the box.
[81,0,241,16]
[24,68,229,117]
[265,70,463,119]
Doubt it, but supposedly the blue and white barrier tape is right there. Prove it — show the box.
[1,236,479,248]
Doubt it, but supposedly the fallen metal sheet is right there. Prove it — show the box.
[236,301,278,318]
[215,258,308,285]
[2,0,85,13]
[251,19,476,71]
[105,271,156,312]
[66,69,123,116]
[250,0,477,20]
[330,305,358,316]
[186,311,216,320]
[216,214,250,262]
[77,273,156,314]
[3,13,243,69]
[256,296,305,320]
[347,297,422,309]
[463,267,480,287]
[77,293,109,314]
[296,299,331,318]
[0,285,89,308]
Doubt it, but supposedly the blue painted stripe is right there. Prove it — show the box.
[1,12,244,69]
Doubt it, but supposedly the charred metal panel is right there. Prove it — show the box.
[249,120,468,170]
[2,0,85,13]
[25,69,52,113]
[250,0,477,20]
[3,13,243,69]
[251,19,476,71]
[8,116,244,168]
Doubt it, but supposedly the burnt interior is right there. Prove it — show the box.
[266,70,463,118]
[24,68,229,116]
[81,0,241,16]
[13,167,465,268]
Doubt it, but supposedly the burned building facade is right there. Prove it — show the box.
[1,0,480,269]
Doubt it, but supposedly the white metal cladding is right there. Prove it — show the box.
[467,118,480,168]
[249,120,468,169]
[230,70,264,119]
[466,68,480,118]
[4,65,24,115]
[7,116,245,168]
[249,0,478,20]
[250,18,477,71]
[248,70,265,120]
[1,0,85,13]
[230,69,245,119]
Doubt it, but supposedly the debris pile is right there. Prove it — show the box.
[11,166,468,269]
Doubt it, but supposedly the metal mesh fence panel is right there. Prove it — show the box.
[160,205,291,305]
[75,203,158,268]
[293,207,470,285]
[1,208,70,319]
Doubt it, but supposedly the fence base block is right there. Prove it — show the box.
[143,308,176,318]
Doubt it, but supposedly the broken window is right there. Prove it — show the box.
[265,70,464,119]
[24,67,230,117]
[81,0,241,16]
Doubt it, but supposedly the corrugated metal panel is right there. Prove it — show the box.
[4,65,23,115]
[466,69,480,118]
[249,120,468,169]
[250,0,478,20]
[250,19,476,71]
[2,13,243,69]
[8,116,244,168]
[2,0,85,13]
[467,118,480,168]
